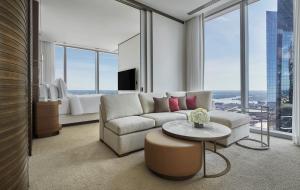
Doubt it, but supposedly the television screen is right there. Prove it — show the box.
[118,69,136,90]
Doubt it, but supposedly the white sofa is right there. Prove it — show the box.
[99,91,250,156]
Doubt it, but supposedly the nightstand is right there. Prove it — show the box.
[35,101,61,138]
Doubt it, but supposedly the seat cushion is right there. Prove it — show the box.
[209,110,250,129]
[175,110,193,117]
[105,116,155,135]
[141,112,187,126]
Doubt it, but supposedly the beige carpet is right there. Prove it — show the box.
[29,123,300,190]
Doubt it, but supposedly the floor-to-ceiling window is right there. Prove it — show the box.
[204,7,241,111]
[248,0,277,130]
[66,47,97,95]
[99,52,118,94]
[204,0,294,134]
[248,0,293,133]
[54,45,118,95]
[54,45,64,80]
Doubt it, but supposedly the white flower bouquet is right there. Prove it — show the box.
[188,108,210,128]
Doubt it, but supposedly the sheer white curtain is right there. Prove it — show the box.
[186,14,204,91]
[292,0,300,145]
[40,41,55,84]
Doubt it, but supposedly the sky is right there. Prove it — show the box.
[55,46,118,91]
[204,0,278,91]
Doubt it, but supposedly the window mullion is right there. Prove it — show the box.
[96,52,100,94]
[64,46,67,84]
[240,1,249,112]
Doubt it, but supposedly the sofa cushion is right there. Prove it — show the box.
[154,97,170,112]
[186,91,213,111]
[169,97,180,112]
[101,93,143,122]
[139,93,166,114]
[166,91,186,98]
[105,116,155,135]
[186,96,197,109]
[177,96,188,110]
[141,112,187,126]
[209,110,250,129]
[175,110,193,117]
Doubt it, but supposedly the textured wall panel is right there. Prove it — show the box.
[0,0,29,189]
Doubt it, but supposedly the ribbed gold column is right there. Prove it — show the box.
[0,0,29,189]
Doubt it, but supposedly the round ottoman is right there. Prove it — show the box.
[144,130,202,180]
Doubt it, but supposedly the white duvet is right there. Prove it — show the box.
[59,94,102,115]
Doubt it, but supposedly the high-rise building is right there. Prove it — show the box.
[266,11,277,105]
[266,0,293,132]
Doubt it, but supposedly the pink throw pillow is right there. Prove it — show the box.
[186,96,197,109]
[169,97,180,112]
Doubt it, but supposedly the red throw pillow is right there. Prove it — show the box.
[186,96,197,109]
[169,97,180,112]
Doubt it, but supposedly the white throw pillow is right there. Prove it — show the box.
[69,95,84,115]
[55,78,68,98]
[39,84,49,101]
[48,84,59,100]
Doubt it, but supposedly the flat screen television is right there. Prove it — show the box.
[118,68,136,90]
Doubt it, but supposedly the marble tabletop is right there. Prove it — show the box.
[162,120,231,141]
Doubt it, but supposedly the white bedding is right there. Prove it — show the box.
[59,94,102,115]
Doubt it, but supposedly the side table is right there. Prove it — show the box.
[35,101,61,138]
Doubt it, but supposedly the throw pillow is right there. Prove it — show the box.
[153,97,170,112]
[186,96,197,110]
[172,96,187,110]
[169,97,180,112]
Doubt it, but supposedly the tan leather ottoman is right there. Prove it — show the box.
[144,130,202,180]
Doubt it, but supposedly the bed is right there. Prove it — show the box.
[40,79,101,125]
[59,94,101,125]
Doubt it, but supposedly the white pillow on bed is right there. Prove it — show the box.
[39,84,49,100]
[55,78,68,98]
[69,95,84,115]
[48,84,59,100]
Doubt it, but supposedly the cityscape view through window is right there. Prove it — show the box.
[205,0,294,133]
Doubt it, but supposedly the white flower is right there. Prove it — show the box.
[188,108,210,124]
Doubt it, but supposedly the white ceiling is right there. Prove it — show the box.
[40,0,140,52]
[135,0,232,21]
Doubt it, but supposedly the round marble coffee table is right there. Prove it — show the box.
[162,120,232,178]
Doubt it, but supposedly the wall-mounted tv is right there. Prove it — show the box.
[118,68,136,90]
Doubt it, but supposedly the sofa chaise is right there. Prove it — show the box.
[99,91,250,156]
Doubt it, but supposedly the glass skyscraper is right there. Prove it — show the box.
[266,0,293,132]
[267,11,277,105]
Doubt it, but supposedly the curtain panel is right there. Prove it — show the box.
[186,14,204,91]
[40,41,55,84]
[292,0,300,145]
